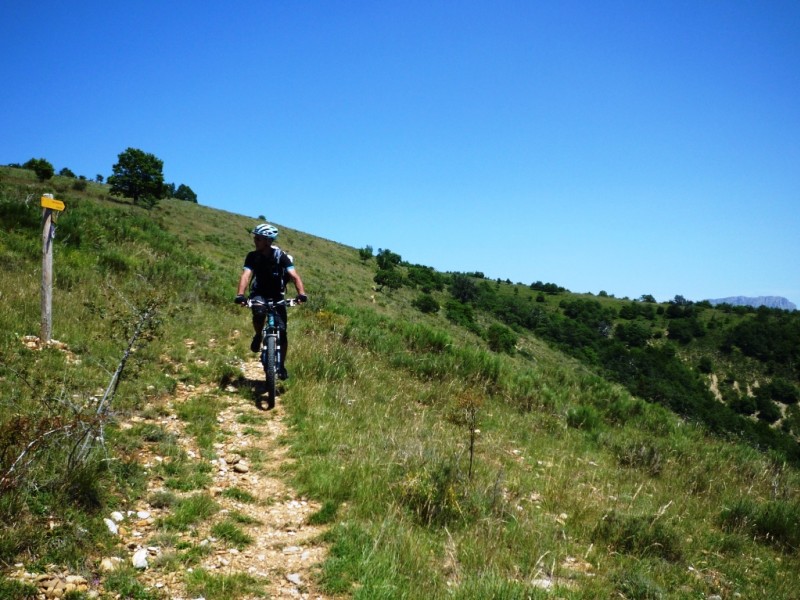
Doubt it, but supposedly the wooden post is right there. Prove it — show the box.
[40,194,65,343]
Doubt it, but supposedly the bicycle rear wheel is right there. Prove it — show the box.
[263,335,277,408]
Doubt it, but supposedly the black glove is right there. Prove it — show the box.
[296,294,308,303]
[235,294,247,305]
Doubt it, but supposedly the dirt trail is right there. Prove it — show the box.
[126,357,331,599]
[7,338,333,599]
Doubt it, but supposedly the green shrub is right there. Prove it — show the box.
[211,519,253,549]
[566,404,601,432]
[613,568,666,600]
[614,440,665,476]
[593,511,682,561]
[445,299,476,329]
[160,493,219,531]
[486,323,516,354]
[720,498,800,552]
[398,458,467,527]
[412,293,440,314]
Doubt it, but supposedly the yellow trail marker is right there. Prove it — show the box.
[41,196,65,211]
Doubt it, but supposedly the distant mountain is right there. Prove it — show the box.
[706,296,796,311]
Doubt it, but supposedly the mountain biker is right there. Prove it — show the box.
[235,223,307,380]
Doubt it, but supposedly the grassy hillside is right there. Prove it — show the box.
[1,165,799,599]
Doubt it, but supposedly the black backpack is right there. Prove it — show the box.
[249,246,292,297]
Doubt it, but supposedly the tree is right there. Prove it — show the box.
[407,265,445,292]
[358,245,373,262]
[374,269,403,292]
[616,322,651,348]
[487,323,517,354]
[174,184,198,203]
[412,293,440,314]
[450,274,480,304]
[108,148,166,209]
[376,248,402,270]
[58,167,76,178]
[23,158,54,182]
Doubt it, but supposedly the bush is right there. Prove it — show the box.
[615,321,651,348]
[398,458,467,527]
[445,300,475,328]
[486,323,516,354]
[23,157,54,181]
[594,511,682,561]
[174,183,198,203]
[763,378,799,405]
[412,293,440,314]
[566,404,601,432]
[730,394,757,416]
[374,268,403,292]
[756,395,781,424]
[720,498,800,552]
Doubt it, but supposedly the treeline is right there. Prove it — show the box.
[6,148,198,208]
[360,246,800,464]
[477,292,800,464]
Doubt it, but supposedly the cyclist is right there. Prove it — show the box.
[235,223,307,379]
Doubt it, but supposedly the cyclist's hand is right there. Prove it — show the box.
[235,294,247,305]
[296,294,308,303]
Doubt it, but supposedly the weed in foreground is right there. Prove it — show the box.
[211,519,254,549]
[158,493,219,531]
[104,566,164,600]
[221,487,256,503]
[184,568,263,600]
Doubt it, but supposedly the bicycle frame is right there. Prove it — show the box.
[247,297,295,408]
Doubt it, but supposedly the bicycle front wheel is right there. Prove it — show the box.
[264,335,277,408]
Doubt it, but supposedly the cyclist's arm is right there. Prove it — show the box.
[286,267,306,297]
[237,267,253,297]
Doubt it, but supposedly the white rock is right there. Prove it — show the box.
[132,548,149,569]
[110,511,125,522]
[532,578,553,589]
[286,573,303,585]
[100,557,121,572]
[103,518,118,535]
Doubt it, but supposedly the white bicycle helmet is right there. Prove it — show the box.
[252,223,278,239]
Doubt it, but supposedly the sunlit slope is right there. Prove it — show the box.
[2,168,798,599]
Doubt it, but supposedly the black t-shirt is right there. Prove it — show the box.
[243,247,294,299]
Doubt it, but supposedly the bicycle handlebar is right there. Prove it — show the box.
[244,297,299,308]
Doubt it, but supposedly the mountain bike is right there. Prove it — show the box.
[246,297,297,409]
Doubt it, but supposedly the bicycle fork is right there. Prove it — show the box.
[261,334,282,366]
[260,314,283,372]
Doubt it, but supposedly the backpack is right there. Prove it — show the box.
[274,245,294,287]
[250,246,292,296]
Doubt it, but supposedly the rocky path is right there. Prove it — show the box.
[9,357,332,600]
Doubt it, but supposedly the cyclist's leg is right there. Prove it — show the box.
[251,314,266,352]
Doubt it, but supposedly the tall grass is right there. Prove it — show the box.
[283,303,800,598]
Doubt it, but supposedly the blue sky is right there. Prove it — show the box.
[3,1,799,305]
